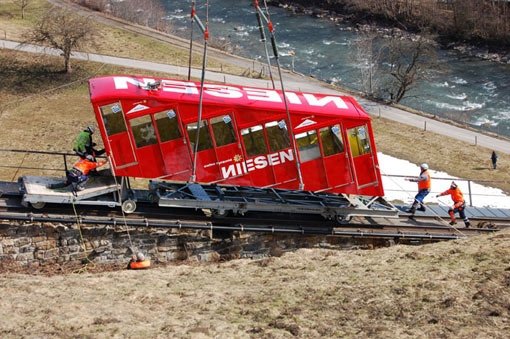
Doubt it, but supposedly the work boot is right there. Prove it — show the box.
[465,222,471,228]
[418,205,426,212]
[449,220,457,226]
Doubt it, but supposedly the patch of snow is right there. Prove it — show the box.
[378,153,510,209]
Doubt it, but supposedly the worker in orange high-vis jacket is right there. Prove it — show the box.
[48,155,107,191]
[406,163,431,219]
[436,181,471,228]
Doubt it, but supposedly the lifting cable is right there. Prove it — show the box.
[254,0,305,190]
[187,0,196,81]
[70,199,96,272]
[253,0,275,89]
[189,0,210,183]
[110,163,138,259]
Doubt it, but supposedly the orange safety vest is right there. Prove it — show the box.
[73,159,106,175]
[418,170,431,190]
[440,188,464,203]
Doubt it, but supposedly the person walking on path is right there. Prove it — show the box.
[405,163,431,219]
[436,181,471,228]
[491,151,498,170]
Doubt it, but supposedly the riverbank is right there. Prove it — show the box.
[269,0,510,63]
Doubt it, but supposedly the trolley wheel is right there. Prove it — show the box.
[212,209,230,218]
[122,199,137,214]
[147,192,158,204]
[31,201,46,210]
[336,215,352,225]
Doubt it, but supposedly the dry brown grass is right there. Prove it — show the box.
[0,0,242,74]
[0,0,51,40]
[0,230,509,337]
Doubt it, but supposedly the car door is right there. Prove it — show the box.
[98,102,138,175]
[154,109,192,181]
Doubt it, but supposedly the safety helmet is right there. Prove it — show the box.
[136,252,145,261]
[86,125,95,134]
[86,154,95,161]
[450,181,457,188]
[420,163,429,170]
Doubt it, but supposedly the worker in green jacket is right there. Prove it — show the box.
[73,125,104,159]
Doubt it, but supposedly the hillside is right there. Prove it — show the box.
[1,230,509,337]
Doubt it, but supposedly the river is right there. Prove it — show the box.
[162,0,510,137]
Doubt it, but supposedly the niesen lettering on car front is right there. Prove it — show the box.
[112,77,349,109]
[221,149,294,179]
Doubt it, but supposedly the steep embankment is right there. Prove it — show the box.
[1,229,509,337]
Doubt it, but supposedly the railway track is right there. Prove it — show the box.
[0,191,505,242]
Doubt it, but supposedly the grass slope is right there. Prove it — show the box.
[0,231,509,337]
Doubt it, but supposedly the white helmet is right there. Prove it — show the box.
[450,181,457,188]
[86,125,95,134]
[420,163,429,170]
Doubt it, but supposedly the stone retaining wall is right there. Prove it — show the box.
[0,221,392,268]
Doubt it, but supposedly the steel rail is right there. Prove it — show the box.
[0,197,501,234]
[0,210,460,240]
[0,180,505,241]
[0,206,500,241]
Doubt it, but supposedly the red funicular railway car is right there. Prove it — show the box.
[88,76,384,197]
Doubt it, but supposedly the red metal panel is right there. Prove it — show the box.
[159,139,192,181]
[88,76,386,197]
[107,134,138,176]
[243,156,277,188]
[194,150,220,183]
[324,152,354,191]
[133,145,165,178]
[300,159,328,191]
[271,149,299,189]
[344,121,384,196]
[352,154,378,189]
[89,76,369,120]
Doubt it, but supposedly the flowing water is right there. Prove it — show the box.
[162,0,510,137]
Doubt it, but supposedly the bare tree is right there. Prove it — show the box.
[13,0,31,19]
[351,28,382,99]
[379,33,439,104]
[23,8,96,73]
[109,0,171,33]
[320,0,510,49]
